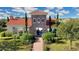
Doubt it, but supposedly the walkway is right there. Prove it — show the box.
[32,37,44,51]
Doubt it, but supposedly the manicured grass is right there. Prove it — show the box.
[45,40,79,51]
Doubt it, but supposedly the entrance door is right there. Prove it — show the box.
[36,27,43,36]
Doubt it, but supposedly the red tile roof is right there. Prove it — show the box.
[7,18,32,27]
[30,10,48,15]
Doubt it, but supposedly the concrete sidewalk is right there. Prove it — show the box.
[32,37,44,51]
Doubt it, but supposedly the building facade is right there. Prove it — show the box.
[30,10,48,35]
[7,10,55,35]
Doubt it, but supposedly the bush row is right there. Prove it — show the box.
[0,39,27,51]
[0,31,13,37]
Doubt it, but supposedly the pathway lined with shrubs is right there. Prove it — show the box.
[32,37,44,51]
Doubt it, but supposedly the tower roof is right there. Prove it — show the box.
[30,10,48,15]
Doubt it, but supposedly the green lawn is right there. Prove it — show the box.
[45,40,79,51]
[18,44,32,51]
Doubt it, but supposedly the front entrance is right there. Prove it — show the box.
[36,27,43,36]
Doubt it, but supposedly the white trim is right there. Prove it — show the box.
[36,27,43,31]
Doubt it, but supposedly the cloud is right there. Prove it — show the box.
[46,7,63,10]
[22,7,38,17]
[76,13,79,16]
[44,9,56,15]
[56,9,70,16]
[49,12,56,16]
[22,7,38,13]
[55,7,64,12]
[44,9,56,18]
[46,7,55,10]
[0,12,10,19]
[44,7,68,17]
[75,7,79,12]
[59,10,69,14]
[74,7,79,16]
[59,13,64,16]
[23,7,38,11]
[11,7,38,17]
[56,7,63,10]
[12,7,25,13]
[0,9,4,11]
[44,9,50,13]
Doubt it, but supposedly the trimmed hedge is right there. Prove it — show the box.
[0,39,32,51]
[0,39,23,51]
[0,31,13,37]
[0,37,12,40]
[20,33,34,44]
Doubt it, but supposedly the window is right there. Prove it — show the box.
[34,19,36,22]
[13,27,16,30]
[38,18,40,21]
[12,27,17,33]
[41,18,45,22]
[33,18,36,22]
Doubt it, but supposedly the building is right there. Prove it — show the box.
[7,16,32,33]
[7,10,56,35]
[30,10,48,35]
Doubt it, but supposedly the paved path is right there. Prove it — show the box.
[32,37,44,51]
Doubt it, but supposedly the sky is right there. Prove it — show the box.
[0,7,79,19]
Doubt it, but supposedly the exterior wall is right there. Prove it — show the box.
[30,15,48,35]
[7,25,26,33]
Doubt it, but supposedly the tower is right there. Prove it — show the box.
[30,10,48,35]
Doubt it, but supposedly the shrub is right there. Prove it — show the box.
[0,28,4,32]
[20,33,34,44]
[0,31,13,37]
[0,39,20,51]
[19,31,23,36]
[12,34,20,39]
[0,32,5,37]
[42,32,55,44]
[5,31,13,37]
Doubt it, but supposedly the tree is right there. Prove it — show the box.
[57,13,59,20]
[25,13,28,32]
[56,19,79,50]
[55,13,60,26]
[56,23,67,39]
[0,20,7,27]
[7,17,9,22]
[49,16,52,32]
